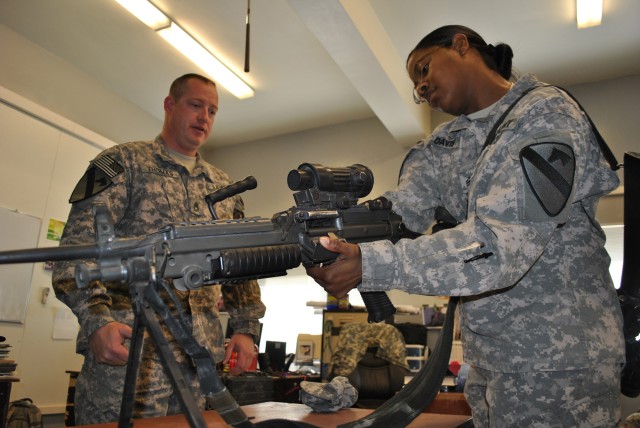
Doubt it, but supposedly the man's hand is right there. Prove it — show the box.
[224,333,256,376]
[88,322,132,365]
[305,236,363,299]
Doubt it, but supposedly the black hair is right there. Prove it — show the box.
[408,25,514,80]
[169,73,217,101]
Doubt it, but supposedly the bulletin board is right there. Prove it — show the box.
[0,207,41,323]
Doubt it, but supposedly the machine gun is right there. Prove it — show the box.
[0,163,409,428]
[0,163,404,322]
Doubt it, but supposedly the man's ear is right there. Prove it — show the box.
[451,33,469,55]
[164,95,174,114]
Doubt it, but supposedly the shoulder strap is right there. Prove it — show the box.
[555,86,621,171]
[483,85,620,171]
[482,87,537,153]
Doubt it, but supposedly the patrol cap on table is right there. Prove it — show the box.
[299,376,358,413]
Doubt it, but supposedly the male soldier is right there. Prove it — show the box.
[52,73,265,424]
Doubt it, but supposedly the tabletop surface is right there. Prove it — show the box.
[86,401,472,427]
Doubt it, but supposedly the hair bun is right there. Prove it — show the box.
[493,43,514,80]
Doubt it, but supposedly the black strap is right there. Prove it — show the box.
[481,87,537,153]
[555,86,621,171]
[483,85,620,172]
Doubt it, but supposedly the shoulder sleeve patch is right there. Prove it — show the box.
[520,143,575,217]
[69,155,124,203]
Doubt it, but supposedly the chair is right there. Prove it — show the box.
[330,323,409,408]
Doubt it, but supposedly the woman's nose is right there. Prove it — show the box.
[413,83,428,104]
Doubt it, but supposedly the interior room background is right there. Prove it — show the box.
[0,21,638,420]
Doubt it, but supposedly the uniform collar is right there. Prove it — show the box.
[153,135,211,178]
[470,74,542,127]
[496,74,542,111]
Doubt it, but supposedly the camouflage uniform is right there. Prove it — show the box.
[52,136,265,424]
[358,74,624,426]
[330,322,408,377]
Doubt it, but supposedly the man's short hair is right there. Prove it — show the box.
[169,73,217,101]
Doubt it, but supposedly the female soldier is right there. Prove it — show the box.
[307,25,623,427]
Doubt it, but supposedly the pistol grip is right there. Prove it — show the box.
[361,291,396,323]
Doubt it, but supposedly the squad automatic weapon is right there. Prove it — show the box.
[0,163,413,428]
[0,163,404,322]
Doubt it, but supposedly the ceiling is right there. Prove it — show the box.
[1,0,639,150]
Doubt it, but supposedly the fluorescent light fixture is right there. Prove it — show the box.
[577,0,603,29]
[157,23,254,99]
[114,0,254,99]
[113,0,169,29]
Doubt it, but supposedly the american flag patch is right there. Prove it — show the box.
[92,155,124,178]
[68,155,124,203]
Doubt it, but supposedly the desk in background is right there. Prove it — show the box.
[0,376,19,427]
[84,401,472,427]
[273,373,321,403]
[222,372,321,405]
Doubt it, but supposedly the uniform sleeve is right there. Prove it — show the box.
[382,143,441,235]
[359,92,603,297]
[51,146,130,342]
[222,195,266,341]
[221,280,266,341]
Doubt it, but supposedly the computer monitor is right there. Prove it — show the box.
[265,340,287,371]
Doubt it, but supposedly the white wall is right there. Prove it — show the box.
[0,24,162,147]
[569,75,640,167]
[0,87,116,414]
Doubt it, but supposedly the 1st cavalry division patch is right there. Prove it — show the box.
[520,143,575,217]
[69,155,124,203]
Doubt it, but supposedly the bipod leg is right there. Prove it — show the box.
[143,280,253,427]
[192,354,253,428]
[117,307,145,428]
[139,293,207,428]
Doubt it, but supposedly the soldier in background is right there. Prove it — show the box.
[52,73,265,424]
[307,25,624,426]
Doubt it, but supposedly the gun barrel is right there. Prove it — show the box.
[0,244,99,264]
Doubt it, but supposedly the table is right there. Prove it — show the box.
[424,392,472,416]
[85,401,472,427]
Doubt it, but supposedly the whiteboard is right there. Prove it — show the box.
[0,207,41,322]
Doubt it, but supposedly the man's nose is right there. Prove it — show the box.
[197,108,209,122]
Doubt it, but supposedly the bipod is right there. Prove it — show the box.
[117,276,252,428]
